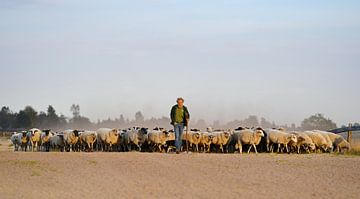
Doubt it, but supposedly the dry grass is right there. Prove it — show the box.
[347,139,360,156]
[8,160,40,167]
[87,160,97,165]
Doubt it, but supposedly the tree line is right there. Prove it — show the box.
[0,104,341,132]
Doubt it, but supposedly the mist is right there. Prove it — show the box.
[0,1,359,127]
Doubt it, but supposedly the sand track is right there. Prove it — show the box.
[1,138,359,199]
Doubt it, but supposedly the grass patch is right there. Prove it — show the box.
[275,159,288,164]
[345,140,360,156]
[87,160,97,165]
[31,171,41,177]
[6,160,59,177]
[10,160,40,167]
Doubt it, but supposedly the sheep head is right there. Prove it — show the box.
[289,134,297,143]
[255,129,265,137]
[308,143,316,151]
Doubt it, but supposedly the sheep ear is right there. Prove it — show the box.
[298,137,305,141]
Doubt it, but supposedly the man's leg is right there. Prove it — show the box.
[174,124,180,152]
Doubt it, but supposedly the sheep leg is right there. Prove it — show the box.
[253,144,258,154]
[239,143,243,154]
[297,145,300,154]
[247,145,252,153]
[277,144,281,153]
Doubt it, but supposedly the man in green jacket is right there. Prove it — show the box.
[170,97,190,154]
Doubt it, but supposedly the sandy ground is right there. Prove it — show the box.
[0,138,360,199]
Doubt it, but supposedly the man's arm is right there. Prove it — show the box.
[184,106,190,120]
[170,105,176,123]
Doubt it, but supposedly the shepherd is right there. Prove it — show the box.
[170,97,190,154]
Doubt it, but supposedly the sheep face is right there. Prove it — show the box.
[162,130,169,137]
[223,132,230,139]
[255,130,265,137]
[73,130,80,137]
[21,134,28,144]
[290,135,297,143]
[339,141,351,151]
[208,135,214,141]
[193,132,201,139]
[211,136,219,144]
[305,143,315,151]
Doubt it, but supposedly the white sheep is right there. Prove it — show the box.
[147,129,169,152]
[199,132,214,153]
[267,129,297,153]
[27,128,42,152]
[303,131,329,152]
[209,130,231,153]
[79,131,97,152]
[316,131,351,153]
[290,132,316,153]
[182,129,202,152]
[232,128,265,154]
[97,128,120,152]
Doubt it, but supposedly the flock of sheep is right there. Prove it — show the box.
[10,126,351,154]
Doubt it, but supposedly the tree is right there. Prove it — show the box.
[13,106,37,129]
[195,119,207,130]
[301,113,337,131]
[243,115,259,128]
[37,111,47,128]
[0,106,15,129]
[46,105,60,128]
[70,104,80,118]
[135,111,144,123]
[260,117,272,128]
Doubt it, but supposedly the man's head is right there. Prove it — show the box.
[177,97,184,107]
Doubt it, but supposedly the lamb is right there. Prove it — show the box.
[27,128,42,152]
[312,130,333,152]
[79,131,97,152]
[41,129,54,152]
[49,133,65,152]
[165,130,176,153]
[209,130,231,153]
[182,129,202,152]
[97,128,119,152]
[232,127,265,154]
[10,132,21,151]
[121,127,148,151]
[333,136,351,152]
[290,132,316,153]
[303,131,329,152]
[19,131,29,151]
[199,132,214,153]
[267,129,297,153]
[316,131,351,153]
[63,129,81,152]
[147,128,169,152]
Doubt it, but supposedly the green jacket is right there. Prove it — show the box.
[170,105,190,126]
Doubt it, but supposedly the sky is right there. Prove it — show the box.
[0,0,359,126]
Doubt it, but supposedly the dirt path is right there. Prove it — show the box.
[0,138,359,199]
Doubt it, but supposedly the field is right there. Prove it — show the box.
[0,137,360,199]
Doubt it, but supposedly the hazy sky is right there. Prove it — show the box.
[0,0,359,126]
